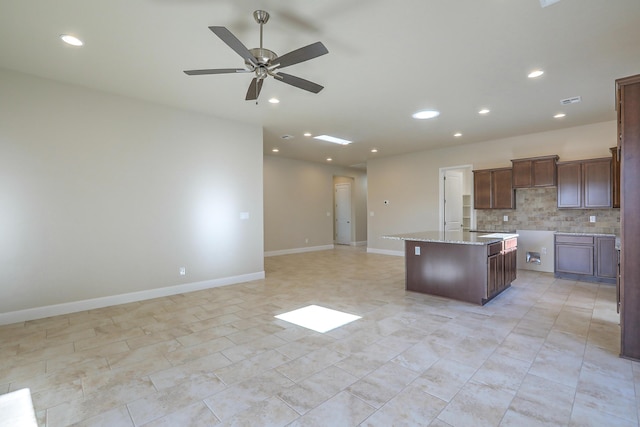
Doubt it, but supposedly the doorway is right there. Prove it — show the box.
[439,165,473,232]
[334,182,352,245]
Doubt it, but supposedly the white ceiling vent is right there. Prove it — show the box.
[560,96,582,105]
[539,0,561,8]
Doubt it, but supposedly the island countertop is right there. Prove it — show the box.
[383,230,518,246]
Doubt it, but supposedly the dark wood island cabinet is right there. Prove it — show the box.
[385,231,518,305]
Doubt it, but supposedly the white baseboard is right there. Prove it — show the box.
[264,245,335,257]
[351,241,368,247]
[367,248,404,257]
[0,271,265,326]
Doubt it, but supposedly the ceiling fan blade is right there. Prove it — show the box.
[184,68,250,75]
[209,26,257,67]
[272,42,328,69]
[275,72,324,94]
[245,78,264,101]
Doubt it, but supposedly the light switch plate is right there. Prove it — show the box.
[503,215,509,222]
[414,246,420,256]
[590,215,596,223]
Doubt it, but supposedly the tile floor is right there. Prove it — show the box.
[0,246,638,426]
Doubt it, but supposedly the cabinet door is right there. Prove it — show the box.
[487,254,503,297]
[474,170,491,209]
[557,162,582,208]
[596,236,617,279]
[532,158,557,187]
[504,247,517,284]
[512,160,532,188]
[555,244,594,275]
[492,169,514,209]
[583,159,612,208]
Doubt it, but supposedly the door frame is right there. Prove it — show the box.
[439,165,474,232]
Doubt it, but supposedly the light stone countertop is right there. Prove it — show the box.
[555,231,617,237]
[382,230,519,246]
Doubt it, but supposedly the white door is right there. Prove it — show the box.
[444,170,463,231]
[335,183,352,245]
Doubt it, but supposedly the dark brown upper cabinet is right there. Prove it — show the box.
[557,158,612,209]
[511,155,559,188]
[473,167,514,209]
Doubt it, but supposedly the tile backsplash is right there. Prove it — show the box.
[476,187,620,235]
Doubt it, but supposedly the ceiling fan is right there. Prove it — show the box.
[184,10,329,101]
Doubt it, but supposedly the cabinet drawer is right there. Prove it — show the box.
[488,242,502,256]
[503,238,517,250]
[555,235,594,245]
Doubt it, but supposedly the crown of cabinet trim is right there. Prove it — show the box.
[511,155,559,188]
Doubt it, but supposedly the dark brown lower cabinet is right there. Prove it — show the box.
[487,239,517,300]
[554,233,616,284]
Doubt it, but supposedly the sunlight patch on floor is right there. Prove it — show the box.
[275,304,361,333]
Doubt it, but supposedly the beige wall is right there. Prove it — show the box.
[367,120,617,253]
[264,155,367,253]
[0,69,264,319]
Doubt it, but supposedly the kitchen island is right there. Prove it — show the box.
[384,231,518,305]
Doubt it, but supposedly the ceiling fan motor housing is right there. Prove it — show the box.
[247,48,277,67]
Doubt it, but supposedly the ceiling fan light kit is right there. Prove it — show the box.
[184,10,328,101]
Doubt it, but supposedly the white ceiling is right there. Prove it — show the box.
[1,0,639,168]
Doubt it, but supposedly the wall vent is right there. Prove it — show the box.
[560,96,581,105]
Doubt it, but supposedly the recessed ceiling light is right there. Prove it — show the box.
[528,70,544,78]
[314,135,352,145]
[326,157,333,162]
[478,108,490,115]
[454,132,462,137]
[60,34,83,46]
[554,113,566,119]
[272,148,279,152]
[412,110,440,119]
[268,98,280,104]
[303,132,312,137]
[371,148,378,153]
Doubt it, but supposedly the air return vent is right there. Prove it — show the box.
[560,96,581,105]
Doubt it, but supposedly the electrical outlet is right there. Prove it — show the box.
[179,267,186,276]
[503,215,509,222]
[414,246,421,256]
[590,215,596,223]
[305,238,309,244]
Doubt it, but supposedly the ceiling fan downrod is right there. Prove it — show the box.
[253,10,270,50]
